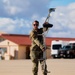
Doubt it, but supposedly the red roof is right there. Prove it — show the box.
[0,34,75,46]
[0,34,31,45]
[46,37,75,46]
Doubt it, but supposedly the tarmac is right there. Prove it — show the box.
[0,59,75,75]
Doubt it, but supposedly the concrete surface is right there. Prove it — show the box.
[0,59,75,75]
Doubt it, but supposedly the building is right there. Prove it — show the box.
[0,33,75,60]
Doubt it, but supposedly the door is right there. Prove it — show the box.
[26,46,30,59]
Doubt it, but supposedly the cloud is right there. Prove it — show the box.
[3,0,30,15]
[49,31,72,38]
[0,1,75,38]
[0,17,32,34]
[1,0,49,18]
[0,18,15,32]
[67,2,75,9]
[49,2,75,38]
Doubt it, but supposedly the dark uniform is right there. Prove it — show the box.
[30,27,48,75]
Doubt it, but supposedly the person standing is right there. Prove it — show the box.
[30,20,51,75]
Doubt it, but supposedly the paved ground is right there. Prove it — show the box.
[0,59,75,75]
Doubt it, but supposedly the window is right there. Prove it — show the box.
[0,48,7,55]
[52,44,62,50]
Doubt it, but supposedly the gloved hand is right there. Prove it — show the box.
[43,22,53,28]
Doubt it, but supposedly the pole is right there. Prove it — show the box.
[42,8,56,74]
[38,8,55,74]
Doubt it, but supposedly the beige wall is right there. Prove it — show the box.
[0,39,29,60]
[9,46,18,58]
[0,40,17,46]
[0,39,18,60]
[18,46,26,59]
[46,49,51,58]
[0,39,51,60]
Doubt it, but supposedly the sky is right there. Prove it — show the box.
[0,0,75,38]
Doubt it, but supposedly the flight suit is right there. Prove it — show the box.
[30,27,48,75]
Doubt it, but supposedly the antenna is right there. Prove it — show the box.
[43,8,56,28]
[49,8,56,13]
